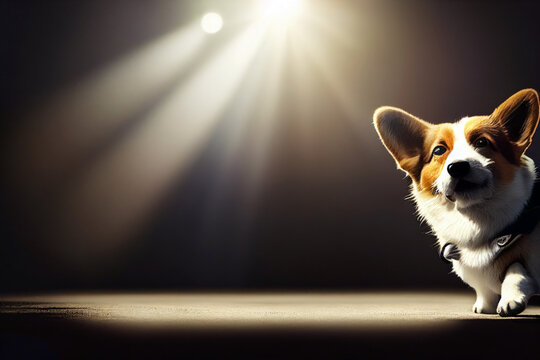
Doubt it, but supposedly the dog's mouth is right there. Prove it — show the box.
[445,179,489,202]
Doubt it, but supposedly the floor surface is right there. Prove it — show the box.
[1,292,539,359]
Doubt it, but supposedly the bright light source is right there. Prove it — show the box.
[259,0,303,21]
[201,13,223,34]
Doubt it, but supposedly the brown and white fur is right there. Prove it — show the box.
[374,89,540,316]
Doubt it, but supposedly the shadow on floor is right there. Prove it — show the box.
[1,310,539,359]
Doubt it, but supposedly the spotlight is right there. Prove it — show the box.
[259,0,303,21]
[201,12,223,34]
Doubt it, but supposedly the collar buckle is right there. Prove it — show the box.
[495,234,513,247]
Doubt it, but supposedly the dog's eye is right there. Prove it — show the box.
[432,145,447,156]
[474,137,489,148]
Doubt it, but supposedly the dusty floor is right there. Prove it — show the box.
[1,292,539,359]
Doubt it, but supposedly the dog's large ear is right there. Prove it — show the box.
[373,106,431,180]
[491,89,540,156]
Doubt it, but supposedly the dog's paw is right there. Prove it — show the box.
[497,298,527,317]
[472,298,497,314]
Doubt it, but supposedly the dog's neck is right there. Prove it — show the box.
[413,157,536,249]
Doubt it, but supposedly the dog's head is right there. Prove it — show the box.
[374,89,540,210]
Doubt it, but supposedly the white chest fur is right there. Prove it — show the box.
[452,259,502,294]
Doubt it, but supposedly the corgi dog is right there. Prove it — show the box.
[374,89,540,316]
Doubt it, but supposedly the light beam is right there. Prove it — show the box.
[49,24,267,263]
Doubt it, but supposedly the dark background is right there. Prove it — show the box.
[2,0,540,292]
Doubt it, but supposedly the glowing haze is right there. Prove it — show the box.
[3,0,389,270]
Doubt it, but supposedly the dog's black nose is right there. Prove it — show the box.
[447,161,470,178]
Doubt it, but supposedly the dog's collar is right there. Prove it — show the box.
[440,180,540,264]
